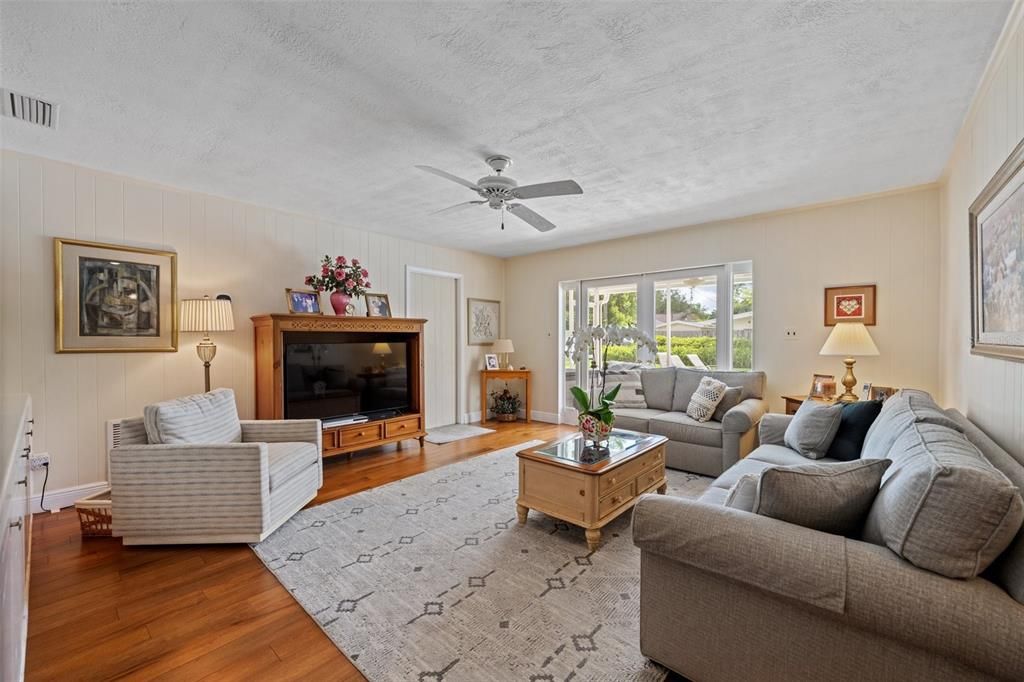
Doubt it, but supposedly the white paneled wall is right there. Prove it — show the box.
[409,272,458,428]
[0,150,504,493]
[939,6,1024,459]
[506,186,941,416]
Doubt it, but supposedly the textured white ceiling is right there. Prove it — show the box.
[0,1,1011,256]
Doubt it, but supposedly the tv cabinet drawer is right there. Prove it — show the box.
[386,416,421,438]
[340,422,383,447]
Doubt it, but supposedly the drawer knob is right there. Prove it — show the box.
[612,496,623,504]
[579,489,585,497]
[610,477,617,484]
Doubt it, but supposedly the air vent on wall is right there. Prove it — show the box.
[1,88,59,129]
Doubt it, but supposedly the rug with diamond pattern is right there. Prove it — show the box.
[253,440,711,681]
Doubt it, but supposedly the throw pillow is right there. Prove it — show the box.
[724,473,758,512]
[784,400,843,459]
[711,386,743,422]
[604,366,647,409]
[686,376,728,423]
[826,399,883,461]
[755,459,892,536]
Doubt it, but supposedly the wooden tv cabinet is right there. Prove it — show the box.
[252,314,427,457]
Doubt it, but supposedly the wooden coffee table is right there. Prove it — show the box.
[516,429,668,552]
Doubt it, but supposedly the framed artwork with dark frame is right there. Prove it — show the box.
[54,238,177,353]
[970,136,1024,362]
[285,288,322,315]
[824,284,876,326]
[364,292,392,318]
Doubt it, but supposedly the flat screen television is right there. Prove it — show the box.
[283,335,410,421]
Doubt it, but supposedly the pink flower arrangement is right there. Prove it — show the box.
[305,255,371,296]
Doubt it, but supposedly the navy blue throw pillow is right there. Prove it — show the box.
[826,399,884,461]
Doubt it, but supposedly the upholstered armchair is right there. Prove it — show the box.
[109,389,322,545]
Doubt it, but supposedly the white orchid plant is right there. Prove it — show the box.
[564,325,659,425]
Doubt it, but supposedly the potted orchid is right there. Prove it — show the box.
[564,325,659,453]
[305,255,371,315]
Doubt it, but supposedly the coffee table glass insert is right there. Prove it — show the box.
[533,429,663,465]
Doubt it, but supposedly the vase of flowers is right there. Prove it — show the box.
[489,385,523,423]
[564,325,658,455]
[304,255,371,315]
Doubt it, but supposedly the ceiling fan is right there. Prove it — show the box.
[416,155,582,232]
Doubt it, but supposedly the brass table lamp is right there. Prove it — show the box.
[179,295,235,392]
[819,322,879,402]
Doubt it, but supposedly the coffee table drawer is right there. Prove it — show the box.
[340,422,383,447]
[638,463,666,492]
[386,416,421,438]
[598,480,636,518]
[598,445,665,494]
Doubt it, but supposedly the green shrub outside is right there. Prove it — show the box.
[603,335,751,369]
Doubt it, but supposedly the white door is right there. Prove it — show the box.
[409,272,458,428]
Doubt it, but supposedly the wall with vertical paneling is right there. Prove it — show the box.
[938,4,1024,460]
[0,150,505,493]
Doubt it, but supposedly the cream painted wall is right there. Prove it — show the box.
[0,150,505,493]
[506,186,941,416]
[938,5,1024,458]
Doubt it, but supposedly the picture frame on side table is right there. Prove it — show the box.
[824,284,876,326]
[285,288,322,315]
[54,238,178,353]
[869,385,898,401]
[468,298,500,345]
[365,292,392,318]
[808,373,836,399]
[484,353,500,370]
[970,136,1024,362]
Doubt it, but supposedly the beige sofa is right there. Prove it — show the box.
[613,367,767,476]
[633,389,1024,681]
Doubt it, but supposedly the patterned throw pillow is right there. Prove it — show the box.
[686,376,728,423]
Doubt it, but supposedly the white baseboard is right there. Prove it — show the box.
[463,410,562,425]
[32,481,108,515]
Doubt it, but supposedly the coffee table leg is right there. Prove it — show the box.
[585,528,601,553]
[516,503,529,525]
[657,482,668,494]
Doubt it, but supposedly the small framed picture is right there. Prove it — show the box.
[484,353,500,370]
[468,298,500,345]
[285,288,322,315]
[869,385,898,401]
[365,292,392,318]
[824,284,876,326]
[809,373,836,399]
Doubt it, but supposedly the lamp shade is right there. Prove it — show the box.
[820,322,879,357]
[491,338,515,354]
[372,342,393,355]
[180,296,235,333]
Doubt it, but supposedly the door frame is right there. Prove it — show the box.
[405,265,466,425]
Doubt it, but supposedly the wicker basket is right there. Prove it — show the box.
[75,488,112,537]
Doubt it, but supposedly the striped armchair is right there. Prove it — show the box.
[109,389,322,545]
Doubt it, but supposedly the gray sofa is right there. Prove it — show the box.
[612,367,767,476]
[632,389,1024,681]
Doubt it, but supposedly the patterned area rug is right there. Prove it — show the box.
[253,441,711,681]
[423,423,496,444]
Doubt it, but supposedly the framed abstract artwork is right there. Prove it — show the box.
[467,298,500,345]
[824,284,876,326]
[970,137,1024,362]
[54,238,177,352]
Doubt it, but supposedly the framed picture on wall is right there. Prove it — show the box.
[54,238,178,353]
[970,136,1024,362]
[468,298,500,345]
[824,284,876,326]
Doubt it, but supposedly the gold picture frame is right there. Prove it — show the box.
[285,288,322,315]
[54,238,178,353]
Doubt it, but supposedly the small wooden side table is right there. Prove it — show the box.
[481,369,532,424]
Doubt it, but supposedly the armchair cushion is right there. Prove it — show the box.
[267,442,320,490]
[143,388,241,445]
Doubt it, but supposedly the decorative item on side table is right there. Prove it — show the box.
[285,288,321,314]
[304,255,371,316]
[819,322,879,403]
[969,136,1024,362]
[484,353,500,370]
[179,295,235,392]
[491,338,515,369]
[364,292,392,318]
[468,298,500,345]
[564,325,658,460]
[489,384,522,422]
[54,238,178,352]
[809,373,837,399]
[825,284,876,326]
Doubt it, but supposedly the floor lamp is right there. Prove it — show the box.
[180,295,235,392]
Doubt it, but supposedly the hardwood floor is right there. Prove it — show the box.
[26,421,572,681]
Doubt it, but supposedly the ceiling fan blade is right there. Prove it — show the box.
[415,165,481,191]
[507,203,556,232]
[512,179,583,200]
[430,200,486,215]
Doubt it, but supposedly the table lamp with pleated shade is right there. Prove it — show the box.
[492,338,515,369]
[180,295,235,392]
[819,322,879,403]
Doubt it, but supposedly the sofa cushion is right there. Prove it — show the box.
[649,412,723,448]
[863,421,1024,579]
[710,456,779,491]
[711,386,743,422]
[756,459,891,536]
[861,389,963,459]
[826,399,883,461]
[685,376,728,423]
[612,408,667,433]
[143,388,242,445]
[747,443,840,467]
[698,486,730,506]
[670,368,705,412]
[669,368,766,411]
[267,441,320,491]
[784,400,843,459]
[724,473,759,512]
[605,364,647,409]
[640,368,676,411]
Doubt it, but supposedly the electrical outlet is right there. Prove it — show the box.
[784,328,798,339]
[29,453,50,471]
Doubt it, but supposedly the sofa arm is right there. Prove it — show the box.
[632,494,847,613]
[721,398,767,434]
[240,419,322,448]
[758,413,793,445]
